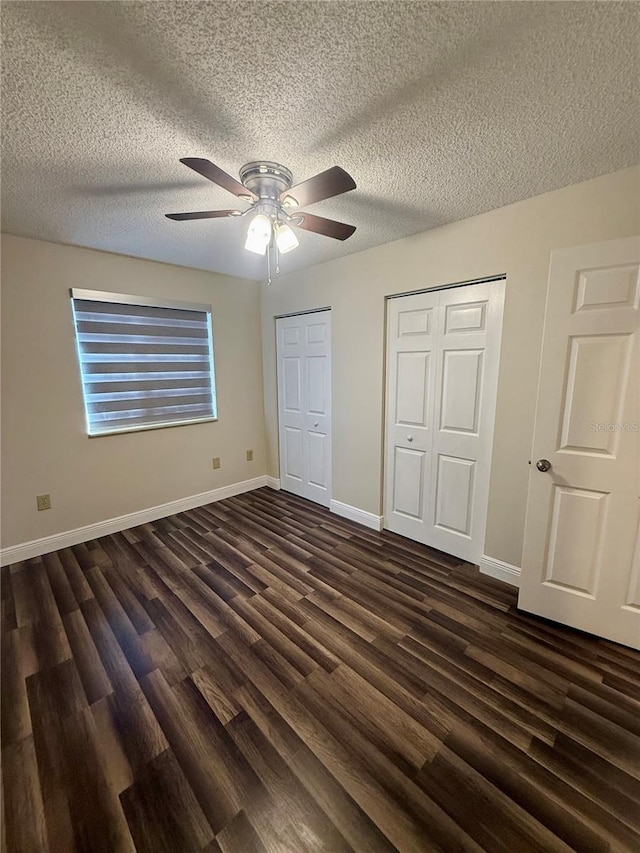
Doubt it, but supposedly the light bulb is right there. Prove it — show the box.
[275,223,299,254]
[245,213,272,255]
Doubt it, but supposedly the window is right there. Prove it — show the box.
[71,289,217,436]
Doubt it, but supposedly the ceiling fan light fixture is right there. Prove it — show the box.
[275,222,299,254]
[167,158,356,279]
[244,212,272,254]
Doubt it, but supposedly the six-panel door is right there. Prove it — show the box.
[384,282,505,563]
[519,237,640,649]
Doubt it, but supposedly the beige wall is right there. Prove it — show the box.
[4,167,638,562]
[261,166,640,568]
[1,235,265,548]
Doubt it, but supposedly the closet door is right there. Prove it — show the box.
[276,311,331,506]
[383,291,439,543]
[384,282,504,563]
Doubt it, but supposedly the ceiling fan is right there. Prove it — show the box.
[165,158,357,267]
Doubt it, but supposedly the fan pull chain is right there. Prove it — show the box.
[267,244,272,286]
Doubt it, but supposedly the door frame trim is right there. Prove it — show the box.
[386,273,506,302]
[275,306,331,319]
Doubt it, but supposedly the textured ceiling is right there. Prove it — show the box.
[1,1,639,281]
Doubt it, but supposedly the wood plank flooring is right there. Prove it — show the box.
[2,487,640,852]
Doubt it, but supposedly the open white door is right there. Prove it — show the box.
[384,280,505,563]
[520,237,640,650]
[276,311,331,507]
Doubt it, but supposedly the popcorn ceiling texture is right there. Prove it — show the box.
[1,1,638,280]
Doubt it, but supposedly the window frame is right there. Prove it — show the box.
[70,288,218,437]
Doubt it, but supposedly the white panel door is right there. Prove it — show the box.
[276,311,331,506]
[384,281,505,562]
[384,291,438,542]
[520,237,640,649]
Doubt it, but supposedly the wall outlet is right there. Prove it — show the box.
[212,457,221,470]
[246,449,254,462]
[36,493,51,511]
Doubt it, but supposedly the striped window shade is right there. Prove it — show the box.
[71,289,217,436]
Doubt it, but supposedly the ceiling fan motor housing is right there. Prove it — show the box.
[239,161,294,202]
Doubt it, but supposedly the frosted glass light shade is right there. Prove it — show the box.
[245,213,272,255]
[275,223,299,254]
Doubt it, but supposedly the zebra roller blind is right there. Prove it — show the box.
[71,289,217,436]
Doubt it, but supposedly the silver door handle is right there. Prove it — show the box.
[536,459,551,472]
[407,435,413,442]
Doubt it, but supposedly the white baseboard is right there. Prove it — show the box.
[330,499,383,532]
[479,555,521,588]
[1,475,270,567]
[265,476,281,490]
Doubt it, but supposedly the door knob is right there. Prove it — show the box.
[313,421,318,427]
[407,435,413,442]
[536,459,551,472]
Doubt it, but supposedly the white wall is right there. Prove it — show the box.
[260,166,640,568]
[1,235,266,549]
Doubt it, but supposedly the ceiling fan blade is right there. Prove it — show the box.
[281,166,356,208]
[165,209,242,221]
[294,212,356,241]
[179,158,258,201]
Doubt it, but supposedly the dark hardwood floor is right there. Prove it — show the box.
[2,487,639,852]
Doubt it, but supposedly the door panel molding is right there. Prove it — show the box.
[440,349,483,434]
[393,447,426,518]
[434,454,475,537]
